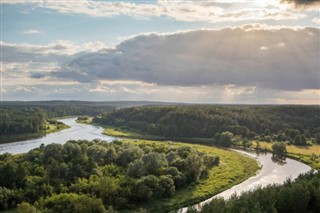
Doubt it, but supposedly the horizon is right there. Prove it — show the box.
[1,0,320,104]
[1,99,320,106]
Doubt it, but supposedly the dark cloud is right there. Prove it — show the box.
[281,0,320,9]
[30,72,46,79]
[50,26,320,91]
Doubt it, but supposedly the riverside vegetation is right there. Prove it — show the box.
[94,105,320,169]
[1,103,319,212]
[0,139,259,212]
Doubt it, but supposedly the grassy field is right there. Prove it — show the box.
[45,122,70,134]
[102,125,320,170]
[120,139,260,212]
[76,116,94,124]
[251,141,320,169]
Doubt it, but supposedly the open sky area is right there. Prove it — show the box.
[1,0,319,104]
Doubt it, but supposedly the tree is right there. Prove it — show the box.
[315,133,320,144]
[264,129,270,136]
[293,135,302,145]
[42,193,105,213]
[127,159,146,178]
[216,131,234,147]
[272,142,287,157]
[17,202,36,213]
[159,175,175,197]
[142,152,168,175]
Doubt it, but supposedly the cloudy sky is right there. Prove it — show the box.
[1,0,320,104]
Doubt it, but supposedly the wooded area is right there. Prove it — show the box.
[94,105,320,146]
[0,140,218,212]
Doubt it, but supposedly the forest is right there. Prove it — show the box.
[0,108,47,136]
[0,101,158,139]
[94,105,320,146]
[0,139,219,212]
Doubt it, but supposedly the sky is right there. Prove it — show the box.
[1,0,320,104]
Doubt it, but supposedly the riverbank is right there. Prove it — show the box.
[0,121,70,144]
[1,118,313,213]
[248,141,320,169]
[97,125,320,170]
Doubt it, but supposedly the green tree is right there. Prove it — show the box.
[42,193,105,213]
[216,131,234,147]
[272,142,287,157]
[315,133,320,144]
[127,159,146,178]
[17,202,36,213]
[142,152,168,175]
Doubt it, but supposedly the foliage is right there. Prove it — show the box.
[191,171,320,213]
[94,105,320,146]
[272,142,287,157]
[40,193,105,213]
[0,140,221,211]
[0,108,47,136]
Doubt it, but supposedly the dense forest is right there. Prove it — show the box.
[0,140,218,212]
[0,101,170,137]
[94,105,320,146]
[187,171,320,213]
[0,108,47,136]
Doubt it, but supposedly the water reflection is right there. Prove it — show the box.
[179,150,311,212]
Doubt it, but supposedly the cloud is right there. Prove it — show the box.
[1,0,305,22]
[1,40,107,86]
[49,25,319,92]
[312,17,320,24]
[22,29,41,34]
[281,0,320,10]
[3,82,319,105]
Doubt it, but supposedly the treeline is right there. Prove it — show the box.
[94,105,320,145]
[1,101,117,118]
[0,101,117,136]
[187,171,320,213]
[0,140,218,211]
[0,108,47,135]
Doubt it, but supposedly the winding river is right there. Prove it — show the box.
[0,118,115,154]
[0,118,312,211]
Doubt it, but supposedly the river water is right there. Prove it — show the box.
[0,118,115,154]
[179,150,312,212]
[0,117,312,212]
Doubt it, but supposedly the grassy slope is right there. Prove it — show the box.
[102,126,320,169]
[0,121,70,144]
[116,140,259,212]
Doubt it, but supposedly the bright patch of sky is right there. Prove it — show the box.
[1,0,319,104]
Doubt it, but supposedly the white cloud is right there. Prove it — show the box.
[50,25,319,92]
[22,29,41,34]
[1,0,305,22]
[3,82,319,104]
[1,40,108,86]
[312,17,320,25]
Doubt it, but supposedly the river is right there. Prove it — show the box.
[0,118,115,154]
[178,150,312,212]
[0,117,312,212]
